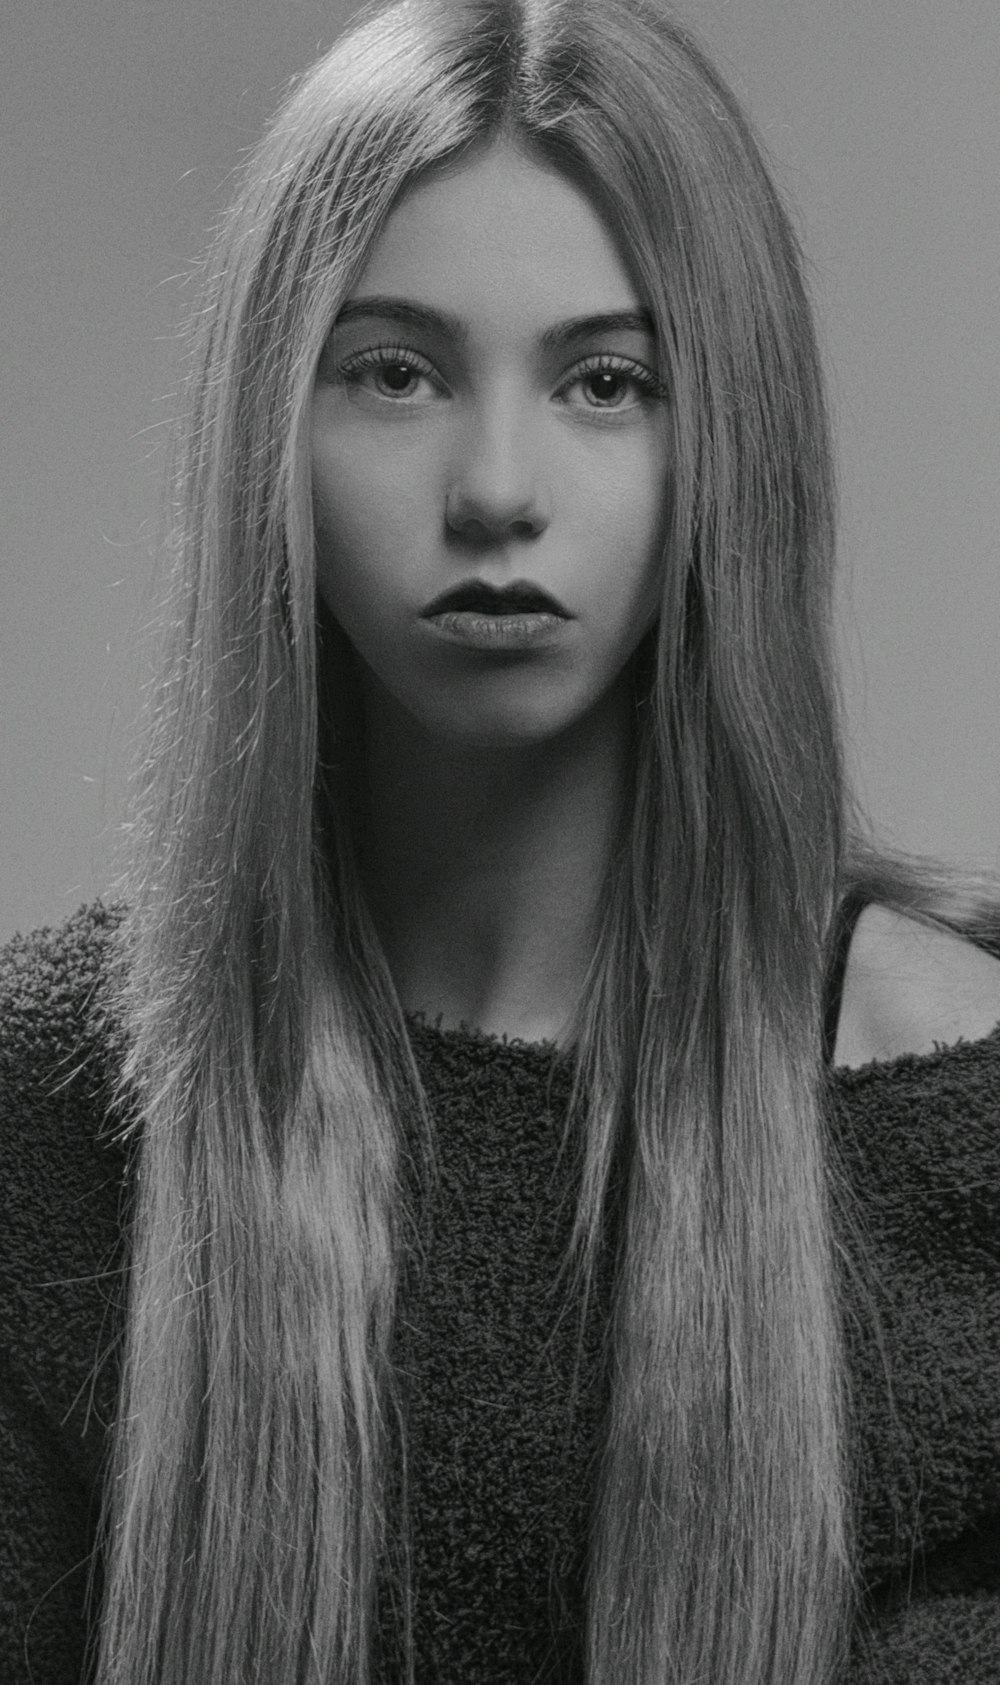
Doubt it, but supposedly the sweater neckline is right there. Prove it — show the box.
[405,1008,572,1067]
[405,1008,1000,1086]
[827,1014,1000,1087]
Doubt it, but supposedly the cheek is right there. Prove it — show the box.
[310,443,431,625]
[570,443,670,627]
[627,442,672,613]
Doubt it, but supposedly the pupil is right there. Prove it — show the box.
[383,363,413,392]
[592,371,620,401]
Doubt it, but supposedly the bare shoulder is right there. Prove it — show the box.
[834,902,1000,1070]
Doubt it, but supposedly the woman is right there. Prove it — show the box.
[2,0,998,1680]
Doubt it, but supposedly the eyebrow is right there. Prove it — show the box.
[332,295,656,352]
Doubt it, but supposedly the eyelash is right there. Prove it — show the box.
[337,343,666,410]
[569,353,666,406]
[339,343,438,393]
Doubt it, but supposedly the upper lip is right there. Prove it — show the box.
[421,579,569,618]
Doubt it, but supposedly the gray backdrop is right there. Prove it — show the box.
[3,0,998,938]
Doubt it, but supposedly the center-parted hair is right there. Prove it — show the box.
[98,2,861,1680]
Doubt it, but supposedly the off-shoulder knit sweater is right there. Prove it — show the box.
[1,903,998,1684]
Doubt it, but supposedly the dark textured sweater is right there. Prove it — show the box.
[1,903,998,1684]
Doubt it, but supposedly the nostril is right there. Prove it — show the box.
[444,501,548,543]
[444,477,550,540]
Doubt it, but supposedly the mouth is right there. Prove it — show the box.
[420,579,570,619]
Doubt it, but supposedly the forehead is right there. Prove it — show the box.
[349,141,645,334]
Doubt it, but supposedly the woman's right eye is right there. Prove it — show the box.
[337,344,444,403]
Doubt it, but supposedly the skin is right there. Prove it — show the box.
[834,904,1000,1069]
[310,139,671,1043]
[311,141,670,754]
[308,138,1000,1055]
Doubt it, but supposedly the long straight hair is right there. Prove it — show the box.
[94,1,916,1679]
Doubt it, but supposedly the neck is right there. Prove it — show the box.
[357,682,633,1048]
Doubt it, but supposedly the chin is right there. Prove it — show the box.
[414,689,610,752]
[424,712,569,750]
[361,655,627,752]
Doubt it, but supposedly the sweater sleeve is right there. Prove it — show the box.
[845,1521,1000,1682]
[0,906,129,1685]
[848,1591,1000,1685]
[833,1028,1000,1685]
[0,1367,100,1685]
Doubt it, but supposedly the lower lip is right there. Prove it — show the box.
[423,611,569,650]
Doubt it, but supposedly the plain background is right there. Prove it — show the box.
[2,0,998,940]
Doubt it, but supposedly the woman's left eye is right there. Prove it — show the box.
[338,345,442,402]
[559,355,665,414]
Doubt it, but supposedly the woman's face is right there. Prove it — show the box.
[310,140,671,749]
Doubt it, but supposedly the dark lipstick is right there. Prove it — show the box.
[419,578,571,652]
[420,579,569,618]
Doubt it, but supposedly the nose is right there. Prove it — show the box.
[444,395,550,543]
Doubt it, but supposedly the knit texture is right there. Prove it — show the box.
[1,904,998,1684]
